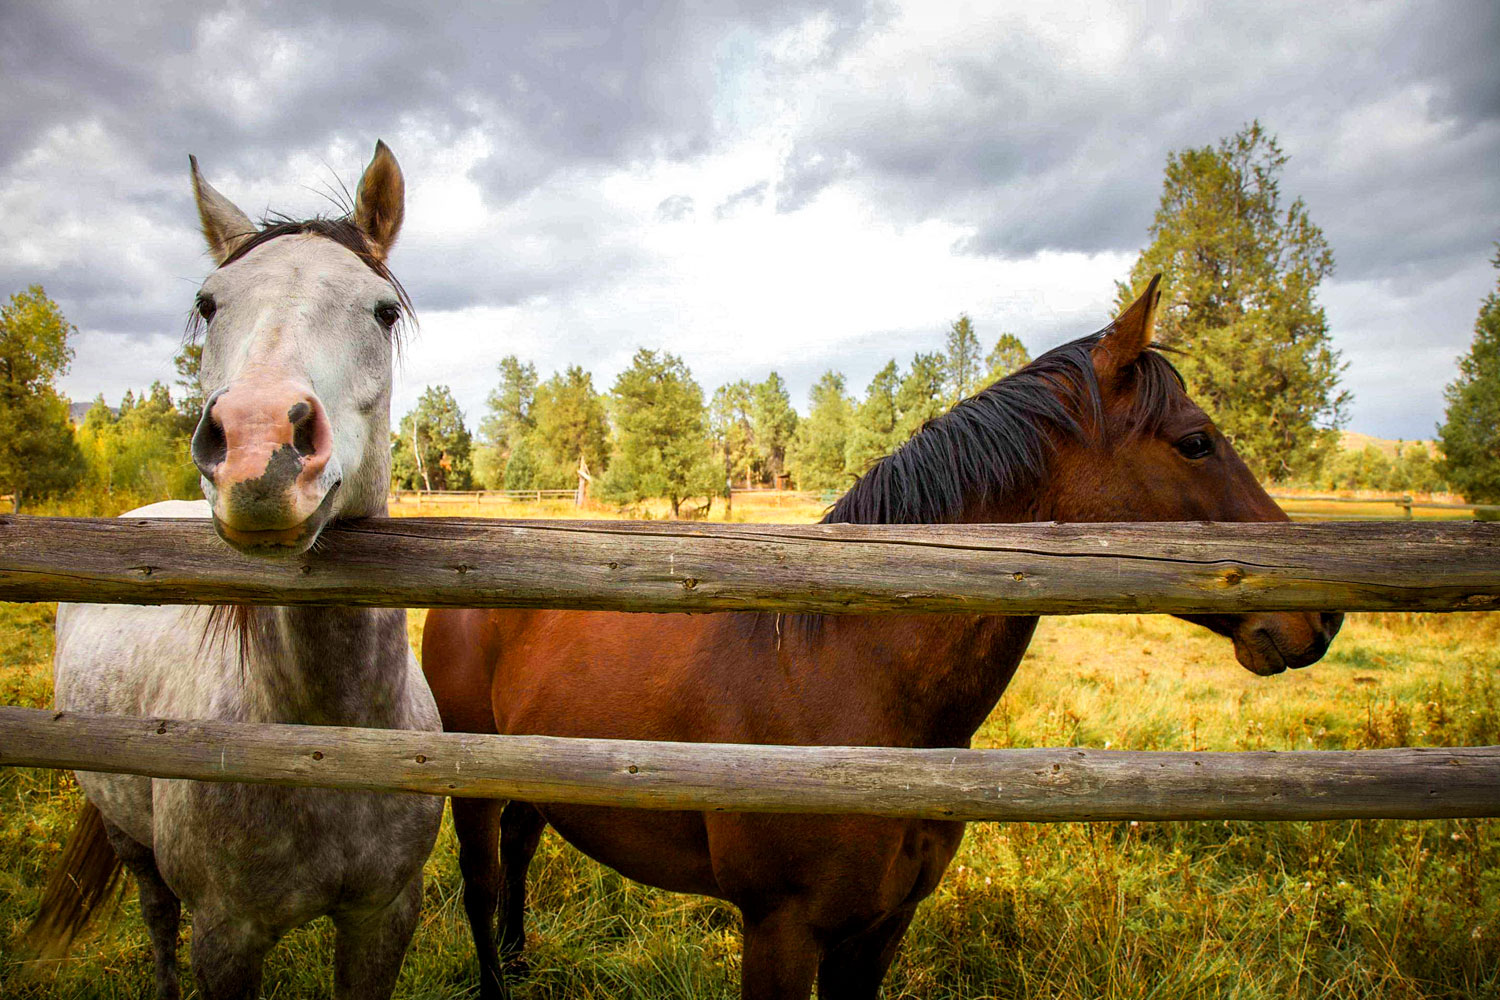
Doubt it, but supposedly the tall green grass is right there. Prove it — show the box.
[2,608,1496,997]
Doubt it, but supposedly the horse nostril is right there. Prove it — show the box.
[190,390,228,479]
[1320,612,1345,639]
[289,401,318,458]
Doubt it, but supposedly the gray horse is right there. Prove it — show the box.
[30,143,443,1000]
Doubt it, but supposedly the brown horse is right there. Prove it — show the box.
[422,278,1343,1000]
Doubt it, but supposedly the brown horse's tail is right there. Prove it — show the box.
[24,800,124,959]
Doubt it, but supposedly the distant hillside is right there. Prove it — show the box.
[1338,431,1440,458]
[68,400,116,424]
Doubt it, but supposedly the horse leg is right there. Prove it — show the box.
[740,909,822,1000]
[333,873,425,1000]
[101,822,182,1000]
[815,908,917,1000]
[498,800,546,971]
[452,796,508,999]
[188,911,273,1000]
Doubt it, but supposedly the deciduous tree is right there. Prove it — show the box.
[392,385,473,491]
[0,286,84,507]
[529,365,609,489]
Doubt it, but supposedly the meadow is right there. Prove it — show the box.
[0,496,1496,997]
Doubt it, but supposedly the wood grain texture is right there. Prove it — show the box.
[2,708,1497,822]
[0,516,1497,614]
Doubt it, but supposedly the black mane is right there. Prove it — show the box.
[823,330,1185,526]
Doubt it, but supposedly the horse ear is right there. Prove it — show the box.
[190,156,256,265]
[1093,274,1162,379]
[354,140,405,261]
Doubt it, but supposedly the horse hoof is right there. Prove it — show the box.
[502,952,531,979]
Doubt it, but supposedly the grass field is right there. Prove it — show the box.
[1,498,1496,997]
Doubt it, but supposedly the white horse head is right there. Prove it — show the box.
[188,142,407,553]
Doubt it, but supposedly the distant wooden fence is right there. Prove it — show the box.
[1,515,1498,822]
[1269,492,1500,520]
[391,488,577,506]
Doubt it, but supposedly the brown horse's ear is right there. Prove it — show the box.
[1093,274,1162,380]
[354,140,405,261]
[190,155,257,265]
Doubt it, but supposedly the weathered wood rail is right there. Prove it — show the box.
[4,708,1497,822]
[1,515,1498,614]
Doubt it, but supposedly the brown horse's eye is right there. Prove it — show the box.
[1175,432,1214,460]
[375,302,400,329]
[196,294,217,322]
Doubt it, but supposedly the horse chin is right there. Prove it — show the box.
[211,486,340,557]
[1231,631,1290,676]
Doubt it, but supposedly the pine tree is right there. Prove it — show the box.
[600,349,718,517]
[1438,246,1500,506]
[1118,121,1347,481]
[945,314,982,401]
[787,371,854,492]
[845,360,901,475]
[984,333,1031,384]
[392,385,473,491]
[0,286,84,508]
[710,380,757,490]
[894,351,946,440]
[476,356,537,488]
[750,372,798,485]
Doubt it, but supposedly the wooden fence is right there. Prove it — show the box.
[0,516,1497,613]
[4,707,1497,822]
[1,515,1498,822]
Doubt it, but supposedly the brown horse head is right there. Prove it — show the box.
[1050,276,1341,674]
[828,274,1341,675]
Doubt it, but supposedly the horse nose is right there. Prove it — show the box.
[1318,611,1345,645]
[190,388,229,482]
[191,379,335,530]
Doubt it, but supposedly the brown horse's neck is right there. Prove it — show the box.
[873,613,1039,748]
[235,605,412,727]
[812,493,1048,749]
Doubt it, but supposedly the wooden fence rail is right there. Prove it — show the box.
[0,515,1497,614]
[3,708,1497,822]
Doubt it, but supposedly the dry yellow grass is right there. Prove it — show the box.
[2,497,1496,997]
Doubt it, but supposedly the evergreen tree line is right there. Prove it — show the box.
[392,321,1036,511]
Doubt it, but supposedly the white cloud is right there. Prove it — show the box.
[9,0,1496,443]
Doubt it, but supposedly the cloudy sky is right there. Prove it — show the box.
[3,1,1497,440]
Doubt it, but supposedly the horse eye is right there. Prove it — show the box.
[374,302,400,329]
[1175,432,1215,460]
[196,295,217,322]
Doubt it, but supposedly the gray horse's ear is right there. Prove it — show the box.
[190,156,257,265]
[354,140,405,261]
[1094,273,1162,379]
